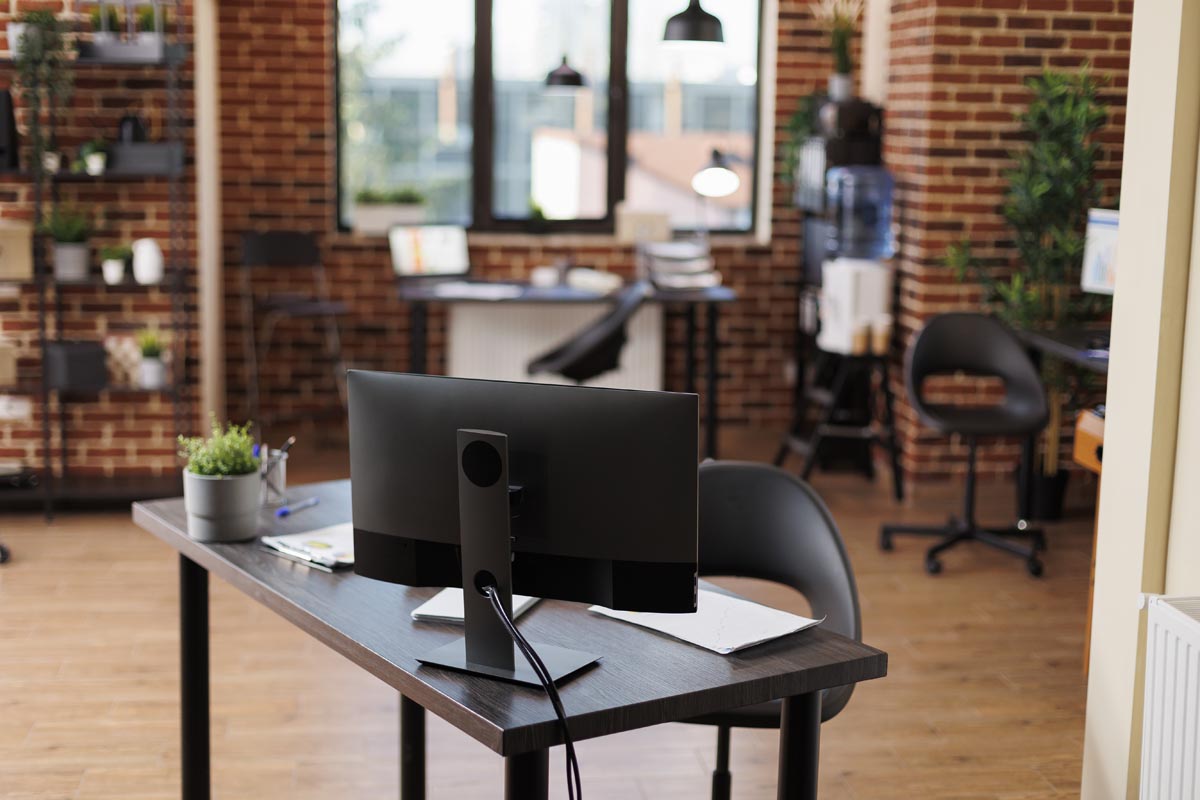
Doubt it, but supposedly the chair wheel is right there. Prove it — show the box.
[1027,559,1044,577]
[924,557,942,575]
[880,533,894,552]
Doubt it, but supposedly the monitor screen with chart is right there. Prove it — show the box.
[1081,208,1119,295]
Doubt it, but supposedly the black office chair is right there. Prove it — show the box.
[526,280,652,383]
[685,461,861,800]
[880,312,1048,576]
[240,232,350,428]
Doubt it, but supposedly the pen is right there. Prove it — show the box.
[275,496,319,518]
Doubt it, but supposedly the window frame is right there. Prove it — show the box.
[334,0,764,236]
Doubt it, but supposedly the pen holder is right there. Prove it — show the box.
[260,449,289,507]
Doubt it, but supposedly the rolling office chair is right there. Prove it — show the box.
[880,312,1049,576]
[240,232,349,428]
[526,280,652,383]
[685,461,861,800]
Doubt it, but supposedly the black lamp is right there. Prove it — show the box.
[545,55,585,88]
[663,0,724,43]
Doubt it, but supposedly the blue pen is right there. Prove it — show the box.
[276,496,319,518]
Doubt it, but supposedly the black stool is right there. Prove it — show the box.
[880,313,1048,576]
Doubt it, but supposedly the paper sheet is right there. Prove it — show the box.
[412,588,540,623]
[589,589,822,655]
[260,523,355,568]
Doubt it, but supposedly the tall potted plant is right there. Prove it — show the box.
[812,0,862,102]
[12,9,74,179]
[178,418,262,543]
[949,68,1108,519]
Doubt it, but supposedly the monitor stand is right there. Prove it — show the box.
[417,428,600,687]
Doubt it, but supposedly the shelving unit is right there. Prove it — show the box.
[9,1,190,519]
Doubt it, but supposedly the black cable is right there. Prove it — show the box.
[483,585,582,800]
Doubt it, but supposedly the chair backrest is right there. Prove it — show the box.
[527,280,652,383]
[242,231,321,268]
[906,312,1047,422]
[698,461,861,721]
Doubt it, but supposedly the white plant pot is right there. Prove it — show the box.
[92,32,118,45]
[139,356,167,390]
[353,203,426,237]
[7,22,28,58]
[41,151,62,174]
[53,243,90,283]
[829,73,854,103]
[101,258,126,285]
[131,238,164,285]
[85,152,107,176]
[183,469,262,543]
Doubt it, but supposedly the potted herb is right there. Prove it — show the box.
[352,187,426,236]
[812,0,862,102]
[178,418,262,543]
[41,207,92,283]
[89,3,120,43]
[80,138,108,176]
[949,68,1108,520]
[136,328,167,389]
[100,243,131,285]
[137,5,165,48]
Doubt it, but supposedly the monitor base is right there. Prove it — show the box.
[418,638,600,687]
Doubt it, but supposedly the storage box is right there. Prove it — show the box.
[0,220,33,282]
[108,142,185,176]
[0,341,16,386]
[45,341,108,393]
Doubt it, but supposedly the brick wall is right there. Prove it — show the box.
[885,0,1131,481]
[217,0,834,444]
[0,3,197,480]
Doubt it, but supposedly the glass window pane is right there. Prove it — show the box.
[492,0,610,221]
[626,0,759,231]
[338,0,474,227]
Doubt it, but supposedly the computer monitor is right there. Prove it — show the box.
[348,371,698,684]
[1082,208,1119,295]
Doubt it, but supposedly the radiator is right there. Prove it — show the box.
[1140,595,1200,799]
[447,303,663,390]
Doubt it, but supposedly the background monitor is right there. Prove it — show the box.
[349,371,699,613]
[389,225,470,277]
[1082,208,1119,295]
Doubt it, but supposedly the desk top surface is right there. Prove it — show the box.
[133,480,886,756]
[396,280,737,305]
[1016,327,1110,374]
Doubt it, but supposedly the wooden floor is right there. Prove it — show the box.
[0,435,1097,799]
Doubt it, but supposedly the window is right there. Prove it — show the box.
[337,0,764,233]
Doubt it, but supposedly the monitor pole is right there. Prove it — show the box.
[417,429,599,686]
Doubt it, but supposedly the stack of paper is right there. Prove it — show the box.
[411,588,540,622]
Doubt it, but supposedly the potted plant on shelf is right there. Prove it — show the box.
[41,207,92,283]
[6,1,26,58]
[80,138,108,176]
[12,9,74,181]
[352,187,426,236]
[136,328,167,390]
[89,3,120,44]
[178,418,262,543]
[100,243,131,285]
[949,68,1108,521]
[812,0,862,102]
[137,4,165,48]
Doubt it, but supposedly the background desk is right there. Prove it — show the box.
[397,282,737,458]
[133,480,886,800]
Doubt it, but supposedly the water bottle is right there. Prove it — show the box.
[825,166,895,260]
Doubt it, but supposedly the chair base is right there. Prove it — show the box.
[880,517,1046,577]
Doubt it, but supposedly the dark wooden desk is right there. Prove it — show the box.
[133,480,887,800]
[396,281,738,459]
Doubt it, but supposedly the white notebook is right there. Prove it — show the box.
[589,589,823,655]
[412,588,540,623]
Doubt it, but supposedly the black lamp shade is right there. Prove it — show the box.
[663,0,724,43]
[546,56,585,88]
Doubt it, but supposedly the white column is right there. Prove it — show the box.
[194,0,225,423]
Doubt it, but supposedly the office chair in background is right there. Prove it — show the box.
[240,232,350,430]
[685,461,862,800]
[526,280,652,383]
[880,312,1049,576]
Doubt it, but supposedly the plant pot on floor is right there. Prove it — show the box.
[139,356,167,390]
[53,243,90,283]
[1026,470,1070,522]
[183,469,261,543]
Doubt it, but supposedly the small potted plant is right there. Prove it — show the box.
[137,4,165,48]
[80,138,108,176]
[352,187,426,236]
[6,3,32,59]
[100,243,131,284]
[136,328,167,389]
[89,3,120,44]
[178,417,262,543]
[812,0,862,102]
[41,207,92,283]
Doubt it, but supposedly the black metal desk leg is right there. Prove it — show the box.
[410,301,428,374]
[705,303,720,460]
[505,749,549,800]
[180,555,210,800]
[1017,348,1043,521]
[685,305,697,395]
[399,695,426,800]
[777,692,821,800]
